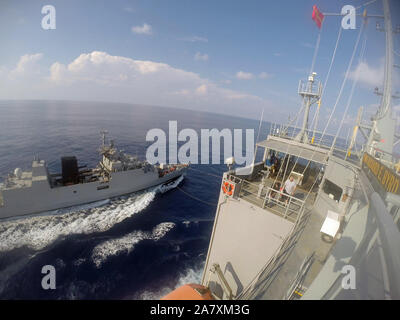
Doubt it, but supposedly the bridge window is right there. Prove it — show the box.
[323,179,343,202]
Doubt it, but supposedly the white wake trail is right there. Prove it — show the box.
[91,222,176,268]
[0,176,184,253]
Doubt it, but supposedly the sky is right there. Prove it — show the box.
[0,0,399,135]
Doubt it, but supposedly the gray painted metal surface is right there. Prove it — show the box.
[202,0,400,300]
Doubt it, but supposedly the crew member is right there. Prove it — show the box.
[282,176,297,205]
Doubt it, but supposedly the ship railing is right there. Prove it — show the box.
[268,122,358,155]
[227,173,306,223]
[298,79,322,97]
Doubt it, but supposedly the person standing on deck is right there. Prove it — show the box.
[282,176,297,205]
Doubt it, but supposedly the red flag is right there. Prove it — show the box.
[312,5,324,29]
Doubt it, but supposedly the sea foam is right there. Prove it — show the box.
[0,175,184,253]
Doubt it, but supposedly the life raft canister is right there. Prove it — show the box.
[222,181,235,196]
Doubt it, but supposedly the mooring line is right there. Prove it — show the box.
[176,186,217,207]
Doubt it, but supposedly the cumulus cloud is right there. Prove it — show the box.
[194,52,208,61]
[131,23,152,35]
[9,53,43,79]
[236,71,254,80]
[0,51,281,120]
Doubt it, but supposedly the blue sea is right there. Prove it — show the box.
[0,100,268,299]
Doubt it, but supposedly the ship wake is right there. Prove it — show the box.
[91,222,176,268]
[0,175,184,253]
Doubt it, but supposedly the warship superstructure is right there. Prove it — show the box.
[196,0,400,300]
[0,131,187,220]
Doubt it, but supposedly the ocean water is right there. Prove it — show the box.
[0,100,266,299]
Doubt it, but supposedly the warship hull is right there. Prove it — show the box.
[0,160,186,220]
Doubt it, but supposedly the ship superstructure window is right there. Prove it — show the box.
[322,179,342,202]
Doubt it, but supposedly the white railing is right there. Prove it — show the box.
[227,174,306,223]
[268,122,362,164]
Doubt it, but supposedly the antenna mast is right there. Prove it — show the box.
[295,72,322,143]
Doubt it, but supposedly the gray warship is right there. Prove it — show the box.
[0,131,187,220]
[193,0,400,300]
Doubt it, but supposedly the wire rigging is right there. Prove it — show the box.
[331,29,368,152]
[286,24,323,138]
[319,17,365,151]
[310,25,343,140]
[330,21,367,152]
[279,24,344,184]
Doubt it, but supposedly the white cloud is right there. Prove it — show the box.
[0,51,282,120]
[195,84,208,95]
[10,53,43,77]
[194,52,208,61]
[131,23,152,35]
[236,71,254,80]
[349,61,383,87]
